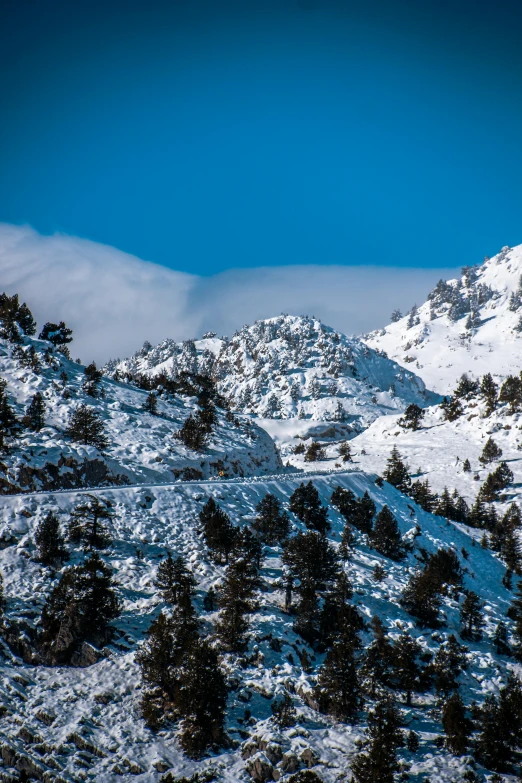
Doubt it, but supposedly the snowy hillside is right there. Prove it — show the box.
[0,470,518,782]
[0,332,282,493]
[106,315,438,442]
[365,244,522,394]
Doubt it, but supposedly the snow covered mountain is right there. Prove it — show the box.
[365,243,522,394]
[106,315,438,442]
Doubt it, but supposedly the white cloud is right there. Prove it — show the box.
[0,223,460,363]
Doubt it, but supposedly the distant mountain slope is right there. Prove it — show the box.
[365,244,522,394]
[107,315,439,441]
[0,334,282,493]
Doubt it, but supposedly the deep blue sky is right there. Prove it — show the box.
[1,0,522,274]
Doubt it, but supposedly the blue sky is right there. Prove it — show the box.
[2,0,522,276]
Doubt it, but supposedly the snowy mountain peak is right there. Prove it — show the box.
[365,243,522,394]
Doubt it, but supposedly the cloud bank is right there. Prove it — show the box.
[0,224,460,363]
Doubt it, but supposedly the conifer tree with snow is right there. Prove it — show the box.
[382,446,411,493]
[351,694,404,783]
[304,440,327,462]
[440,395,463,422]
[216,547,258,652]
[360,615,394,696]
[432,634,468,696]
[175,413,208,451]
[0,377,18,450]
[155,553,196,606]
[479,437,503,465]
[454,373,479,399]
[460,590,484,641]
[463,457,471,472]
[65,404,110,450]
[508,580,522,660]
[39,553,120,664]
[480,372,498,414]
[369,505,405,560]
[390,631,425,705]
[492,621,510,655]
[338,441,352,462]
[34,511,68,566]
[24,391,46,431]
[442,692,473,755]
[499,375,522,412]
[390,308,402,322]
[478,462,514,502]
[398,403,424,431]
[271,691,297,728]
[199,498,236,564]
[252,493,290,545]
[289,481,330,534]
[68,495,113,549]
[38,321,73,357]
[143,391,158,415]
[401,566,442,627]
[319,571,363,649]
[315,635,362,721]
[83,361,103,397]
[282,531,339,598]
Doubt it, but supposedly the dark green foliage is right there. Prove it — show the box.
[16,302,36,336]
[271,692,297,727]
[493,621,510,656]
[460,590,484,640]
[409,478,437,512]
[331,487,375,535]
[288,773,324,783]
[0,378,18,449]
[454,374,479,399]
[253,493,290,544]
[199,498,236,564]
[216,547,258,652]
[68,495,113,549]
[0,293,36,339]
[319,571,363,649]
[479,462,514,502]
[175,413,208,451]
[351,694,404,783]
[481,373,498,414]
[65,404,110,450]
[402,549,462,627]
[24,391,46,431]
[34,511,68,565]
[338,441,352,462]
[38,321,73,348]
[304,441,326,462]
[432,634,468,696]
[434,487,469,524]
[398,403,424,431]
[463,458,471,472]
[83,362,103,397]
[369,505,405,560]
[508,580,522,660]
[479,437,503,465]
[293,442,305,455]
[315,635,362,721]
[491,504,522,573]
[360,616,394,696]
[382,446,411,493]
[39,553,120,664]
[14,344,41,373]
[143,392,158,415]
[390,632,426,705]
[289,481,329,534]
[442,692,473,755]
[155,553,196,606]
[440,396,464,422]
[499,375,522,412]
[406,730,419,753]
[282,531,339,595]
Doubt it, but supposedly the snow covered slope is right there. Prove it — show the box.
[106,315,438,442]
[365,244,522,394]
[0,470,516,782]
[0,335,282,492]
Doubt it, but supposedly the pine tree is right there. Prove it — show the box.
[175,413,208,451]
[463,458,471,472]
[293,578,322,646]
[143,392,158,415]
[0,378,18,450]
[382,447,411,493]
[39,553,120,664]
[369,505,405,560]
[338,441,352,462]
[38,321,73,349]
[499,375,522,412]
[351,694,404,783]
[68,495,113,549]
[34,511,68,565]
[440,395,464,422]
[216,545,258,652]
[474,693,512,771]
[253,493,290,544]
[83,362,103,397]
[155,553,196,606]
[401,567,442,627]
[315,635,362,721]
[391,632,424,705]
[479,437,503,465]
[398,403,424,431]
[479,462,514,502]
[442,692,473,755]
[282,531,339,596]
[199,498,236,564]
[304,441,327,462]
[289,482,330,534]
[319,571,363,649]
[331,487,375,534]
[432,634,468,696]
[271,692,297,728]
[360,616,394,696]
[480,373,498,415]
[492,621,510,655]
[508,580,522,660]
[24,391,46,431]
[65,404,109,450]
[16,302,36,335]
[460,590,484,640]
[409,478,437,512]
[454,374,479,399]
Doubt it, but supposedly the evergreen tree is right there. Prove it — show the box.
[0,378,18,450]
[293,578,322,646]
[289,481,330,534]
[479,462,514,502]
[409,478,437,512]
[479,437,503,465]
[499,375,522,412]
[216,550,258,652]
[34,511,68,565]
[480,373,498,415]
[271,692,297,728]
[382,447,411,493]
[440,396,464,422]
[406,730,419,753]
[16,302,36,336]
[463,457,471,472]
[331,487,375,534]
[442,692,473,755]
[68,494,113,549]
[454,374,479,399]
[355,491,376,534]
[508,580,522,660]
[24,391,46,431]
[390,309,402,322]
[401,567,442,627]
[369,505,405,560]
[199,498,236,564]
[338,441,352,462]
[474,693,512,771]
[351,694,404,783]
[319,571,363,649]
[155,553,196,606]
[493,621,510,656]
[467,495,490,528]
[390,632,425,705]
[360,616,394,696]
[253,493,290,545]
[143,392,158,415]
[432,634,468,696]
[65,404,109,450]
[82,361,103,397]
[460,590,484,640]
[398,403,424,431]
[282,531,339,597]
[38,321,73,349]
[315,635,362,721]
[39,553,120,664]
[175,413,208,451]
[304,441,327,462]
